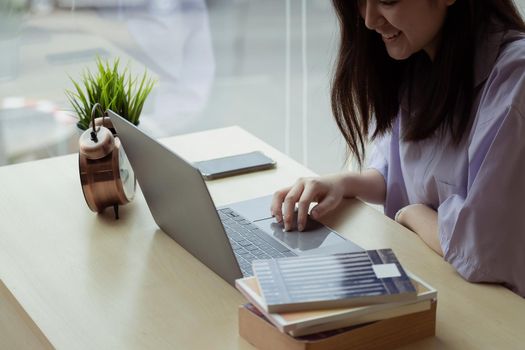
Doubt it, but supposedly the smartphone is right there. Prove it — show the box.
[194,151,276,180]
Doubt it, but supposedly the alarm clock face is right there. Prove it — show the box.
[118,144,136,200]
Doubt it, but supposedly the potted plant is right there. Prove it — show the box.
[66,57,156,131]
[0,0,27,81]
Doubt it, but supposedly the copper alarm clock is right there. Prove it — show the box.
[79,104,136,219]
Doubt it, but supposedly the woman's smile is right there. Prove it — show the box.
[380,30,402,42]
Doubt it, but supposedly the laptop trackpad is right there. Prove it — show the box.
[253,216,346,252]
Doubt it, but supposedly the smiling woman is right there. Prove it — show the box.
[358,0,452,60]
[271,0,525,298]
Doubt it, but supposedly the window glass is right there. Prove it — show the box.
[1,0,355,174]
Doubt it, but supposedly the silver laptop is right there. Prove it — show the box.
[108,111,363,285]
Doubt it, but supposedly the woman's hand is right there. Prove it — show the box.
[271,169,386,232]
[271,174,347,232]
[271,174,345,231]
[395,204,443,256]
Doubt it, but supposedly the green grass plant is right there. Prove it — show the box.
[66,57,156,130]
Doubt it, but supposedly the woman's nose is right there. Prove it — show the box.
[361,2,386,30]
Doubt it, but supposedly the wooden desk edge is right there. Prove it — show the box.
[0,279,55,350]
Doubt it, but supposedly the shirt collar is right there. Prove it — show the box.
[473,28,506,88]
[475,28,525,87]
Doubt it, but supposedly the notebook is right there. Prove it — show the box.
[252,249,417,313]
[236,272,435,336]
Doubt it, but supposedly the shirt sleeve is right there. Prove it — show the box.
[438,105,525,297]
[366,131,391,181]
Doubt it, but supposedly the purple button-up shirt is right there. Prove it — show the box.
[368,29,525,297]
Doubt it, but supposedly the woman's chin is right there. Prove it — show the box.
[386,48,413,61]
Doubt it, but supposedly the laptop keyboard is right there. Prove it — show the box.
[218,208,297,276]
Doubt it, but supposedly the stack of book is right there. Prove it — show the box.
[236,249,437,350]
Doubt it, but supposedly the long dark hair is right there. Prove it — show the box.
[331,0,525,167]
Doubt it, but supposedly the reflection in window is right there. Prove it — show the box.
[0,0,345,175]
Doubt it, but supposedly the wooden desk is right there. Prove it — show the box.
[0,280,53,350]
[0,126,524,349]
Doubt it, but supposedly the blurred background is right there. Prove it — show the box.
[1,0,525,175]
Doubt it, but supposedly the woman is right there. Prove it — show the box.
[271,0,525,297]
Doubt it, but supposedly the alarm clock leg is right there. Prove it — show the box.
[113,204,119,220]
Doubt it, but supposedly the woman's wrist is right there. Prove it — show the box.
[340,172,360,198]
[341,169,386,204]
